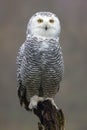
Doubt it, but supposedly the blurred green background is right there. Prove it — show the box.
[0,0,87,130]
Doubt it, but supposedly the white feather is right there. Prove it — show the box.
[26,12,61,39]
[29,95,44,109]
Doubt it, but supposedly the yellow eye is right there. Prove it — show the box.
[49,19,54,23]
[37,19,43,23]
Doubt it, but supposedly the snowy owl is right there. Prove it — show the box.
[16,12,64,110]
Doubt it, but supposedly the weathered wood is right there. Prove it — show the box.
[33,99,65,130]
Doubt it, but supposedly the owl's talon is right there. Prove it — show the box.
[45,98,59,109]
[29,95,44,110]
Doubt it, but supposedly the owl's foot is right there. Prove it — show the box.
[29,96,58,110]
[29,95,44,110]
[45,98,59,109]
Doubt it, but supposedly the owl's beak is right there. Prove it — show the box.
[45,26,48,31]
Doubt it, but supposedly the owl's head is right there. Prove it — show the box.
[26,12,61,38]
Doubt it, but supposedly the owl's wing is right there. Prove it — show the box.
[16,42,30,111]
[16,43,25,80]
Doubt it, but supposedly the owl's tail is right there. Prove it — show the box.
[17,83,30,111]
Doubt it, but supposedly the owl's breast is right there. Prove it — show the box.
[25,38,64,81]
[37,41,60,66]
[36,40,64,81]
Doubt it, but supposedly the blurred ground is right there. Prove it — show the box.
[0,0,87,130]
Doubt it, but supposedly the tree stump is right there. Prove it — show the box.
[33,99,65,130]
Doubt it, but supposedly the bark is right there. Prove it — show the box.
[33,99,65,130]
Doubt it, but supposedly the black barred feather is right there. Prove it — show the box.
[16,36,64,109]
